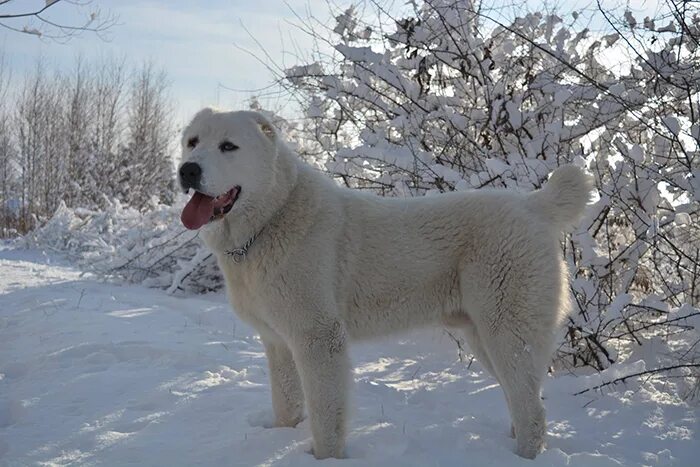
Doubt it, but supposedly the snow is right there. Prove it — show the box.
[1,247,698,466]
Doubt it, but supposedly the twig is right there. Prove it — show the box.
[573,363,700,395]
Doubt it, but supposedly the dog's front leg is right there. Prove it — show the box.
[290,319,350,459]
[262,338,305,427]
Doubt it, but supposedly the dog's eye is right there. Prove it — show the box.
[219,141,239,152]
[187,136,199,149]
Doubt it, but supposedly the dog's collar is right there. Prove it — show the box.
[224,184,292,264]
[225,229,262,264]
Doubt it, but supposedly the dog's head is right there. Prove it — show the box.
[178,108,279,230]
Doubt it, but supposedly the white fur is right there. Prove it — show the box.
[179,108,594,460]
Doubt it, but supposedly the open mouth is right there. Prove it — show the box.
[180,186,241,230]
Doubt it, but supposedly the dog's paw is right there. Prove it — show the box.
[246,409,277,428]
[515,438,546,459]
[247,409,304,428]
[307,445,346,460]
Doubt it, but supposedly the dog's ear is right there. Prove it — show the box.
[252,113,276,140]
[191,107,216,123]
[184,107,216,134]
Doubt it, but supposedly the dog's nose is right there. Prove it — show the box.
[179,162,202,190]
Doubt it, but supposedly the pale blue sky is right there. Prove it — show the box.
[2,0,661,128]
[2,0,334,127]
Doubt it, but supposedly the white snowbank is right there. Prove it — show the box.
[1,248,698,466]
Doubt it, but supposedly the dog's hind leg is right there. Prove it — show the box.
[454,315,498,378]
[445,313,515,437]
[261,337,305,427]
[475,315,549,459]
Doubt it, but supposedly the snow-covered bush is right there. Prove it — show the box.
[0,57,175,235]
[277,0,700,382]
[21,198,222,294]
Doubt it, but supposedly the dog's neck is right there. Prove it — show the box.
[200,141,300,255]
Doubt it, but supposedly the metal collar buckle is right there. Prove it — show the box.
[225,229,262,264]
[227,248,247,264]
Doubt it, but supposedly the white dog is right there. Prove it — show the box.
[178,108,593,460]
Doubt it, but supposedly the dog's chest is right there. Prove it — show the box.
[216,257,260,311]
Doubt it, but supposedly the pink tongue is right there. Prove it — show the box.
[181,192,215,230]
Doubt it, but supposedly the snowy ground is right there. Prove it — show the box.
[1,247,698,467]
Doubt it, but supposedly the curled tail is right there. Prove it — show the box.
[529,165,595,230]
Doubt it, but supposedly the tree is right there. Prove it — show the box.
[0,50,16,236]
[0,0,116,41]
[118,62,175,209]
[0,110,16,237]
[63,56,94,207]
[14,59,62,230]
